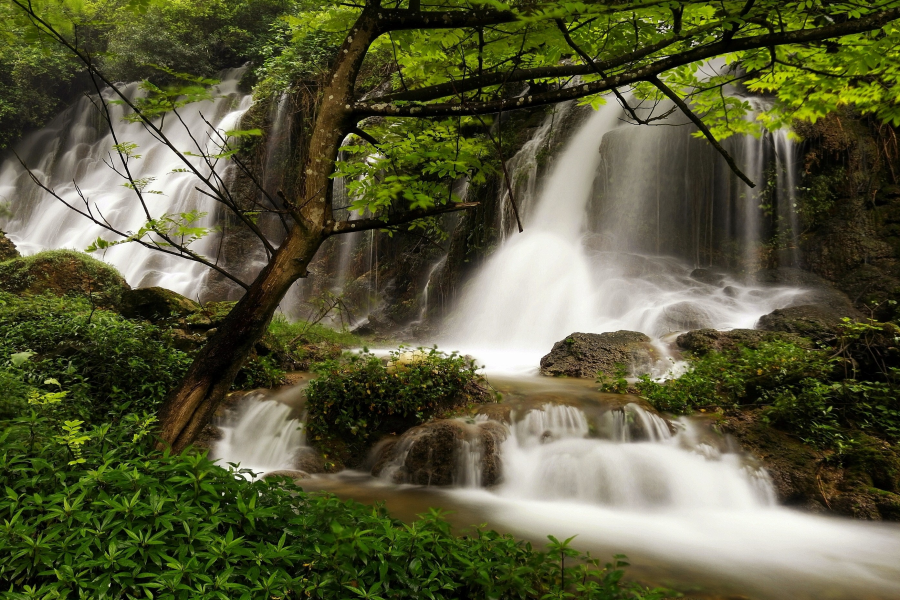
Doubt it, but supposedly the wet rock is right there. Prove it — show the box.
[262,469,310,482]
[656,301,713,333]
[720,409,900,520]
[292,447,327,474]
[371,419,507,487]
[0,249,129,308]
[0,230,19,261]
[690,268,725,286]
[756,304,850,343]
[676,328,813,356]
[120,286,201,324]
[540,331,657,378]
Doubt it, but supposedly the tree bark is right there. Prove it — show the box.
[157,222,325,452]
[157,6,384,452]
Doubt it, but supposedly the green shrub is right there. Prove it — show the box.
[637,339,900,450]
[306,348,483,455]
[0,292,191,420]
[268,313,361,348]
[0,405,663,600]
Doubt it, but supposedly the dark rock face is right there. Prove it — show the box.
[756,304,849,343]
[540,331,657,378]
[371,419,507,487]
[0,249,129,308]
[0,231,19,261]
[677,328,813,356]
[721,409,900,520]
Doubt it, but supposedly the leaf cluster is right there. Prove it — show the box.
[0,406,662,599]
[305,348,481,449]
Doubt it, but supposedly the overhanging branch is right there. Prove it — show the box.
[650,76,755,188]
[328,202,479,235]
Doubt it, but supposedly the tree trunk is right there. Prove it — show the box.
[157,222,324,452]
[157,6,382,452]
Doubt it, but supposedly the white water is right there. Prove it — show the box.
[0,69,253,299]
[211,390,306,474]
[443,103,808,374]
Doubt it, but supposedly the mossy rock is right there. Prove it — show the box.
[676,328,813,356]
[0,250,129,308]
[0,231,19,261]
[120,286,201,324]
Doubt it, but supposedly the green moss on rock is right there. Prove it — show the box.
[0,250,129,308]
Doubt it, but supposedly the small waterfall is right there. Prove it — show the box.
[211,392,306,474]
[0,69,254,300]
[499,403,774,509]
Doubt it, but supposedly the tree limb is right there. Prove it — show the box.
[353,7,900,117]
[650,75,755,188]
[328,202,479,235]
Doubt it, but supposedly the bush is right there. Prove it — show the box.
[0,292,191,421]
[637,339,900,450]
[305,348,484,460]
[0,403,663,600]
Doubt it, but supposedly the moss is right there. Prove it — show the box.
[0,250,129,308]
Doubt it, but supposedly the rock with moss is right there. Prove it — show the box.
[0,250,129,308]
[756,304,851,344]
[120,286,202,324]
[540,331,658,378]
[0,231,19,261]
[677,328,813,356]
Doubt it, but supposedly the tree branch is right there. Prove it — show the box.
[328,202,479,235]
[650,76,755,188]
[353,7,900,118]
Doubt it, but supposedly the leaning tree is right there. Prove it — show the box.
[10,0,900,451]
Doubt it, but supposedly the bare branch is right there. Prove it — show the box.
[649,76,755,188]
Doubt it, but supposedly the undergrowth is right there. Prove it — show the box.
[0,390,665,600]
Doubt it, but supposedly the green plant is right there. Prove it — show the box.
[597,363,629,394]
[0,403,662,600]
[0,292,191,421]
[305,348,484,460]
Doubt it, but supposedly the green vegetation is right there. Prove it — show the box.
[268,313,361,348]
[0,292,191,421]
[306,348,483,453]
[0,391,663,600]
[636,334,900,451]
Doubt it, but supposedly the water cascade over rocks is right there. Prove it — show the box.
[0,69,253,300]
[443,101,810,373]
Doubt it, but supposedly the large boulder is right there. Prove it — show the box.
[371,419,507,487]
[540,331,657,378]
[119,286,202,324]
[756,304,850,343]
[0,249,129,308]
[0,231,19,261]
[677,328,813,356]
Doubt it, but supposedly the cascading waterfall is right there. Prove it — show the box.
[498,403,774,509]
[444,100,809,373]
[211,391,306,474]
[0,69,253,300]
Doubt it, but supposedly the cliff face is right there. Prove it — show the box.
[795,114,900,321]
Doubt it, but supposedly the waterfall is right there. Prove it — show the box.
[211,391,306,474]
[0,69,253,300]
[499,403,774,509]
[443,100,809,373]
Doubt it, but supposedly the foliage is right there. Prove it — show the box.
[597,364,629,395]
[306,348,480,446]
[0,292,191,421]
[232,353,287,390]
[0,406,663,599]
[268,313,360,348]
[637,336,900,450]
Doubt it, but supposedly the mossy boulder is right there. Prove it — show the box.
[0,250,129,308]
[756,304,849,343]
[119,286,202,325]
[0,231,19,261]
[677,328,813,356]
[540,331,658,378]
